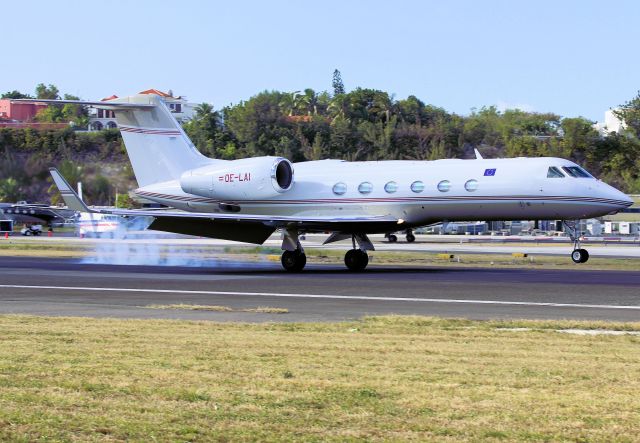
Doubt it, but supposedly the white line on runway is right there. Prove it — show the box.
[1,284,639,311]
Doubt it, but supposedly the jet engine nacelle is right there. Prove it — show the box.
[180,156,294,200]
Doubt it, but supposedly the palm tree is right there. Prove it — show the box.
[0,178,20,202]
[279,92,299,116]
[194,103,214,119]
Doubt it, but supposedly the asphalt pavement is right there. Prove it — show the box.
[1,256,639,322]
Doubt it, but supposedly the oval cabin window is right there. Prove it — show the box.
[333,182,347,195]
[410,181,425,193]
[384,181,398,193]
[358,182,373,194]
[437,180,451,192]
[464,179,478,192]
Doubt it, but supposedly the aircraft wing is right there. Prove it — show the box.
[50,168,403,244]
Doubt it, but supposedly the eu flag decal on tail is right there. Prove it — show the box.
[484,168,496,176]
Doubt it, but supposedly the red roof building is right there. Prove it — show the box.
[0,100,48,122]
[138,88,172,98]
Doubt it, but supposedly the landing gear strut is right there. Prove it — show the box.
[563,220,589,263]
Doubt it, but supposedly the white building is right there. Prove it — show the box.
[593,108,626,136]
[88,89,196,131]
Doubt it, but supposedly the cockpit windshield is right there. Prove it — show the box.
[547,167,565,178]
[562,166,592,178]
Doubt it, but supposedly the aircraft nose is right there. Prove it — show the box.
[604,183,633,210]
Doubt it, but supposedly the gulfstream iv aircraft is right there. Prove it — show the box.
[24,94,633,271]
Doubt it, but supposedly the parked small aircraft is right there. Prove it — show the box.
[0,202,76,228]
[20,95,632,271]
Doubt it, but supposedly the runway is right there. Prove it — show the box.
[1,256,639,322]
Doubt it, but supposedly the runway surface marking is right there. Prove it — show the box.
[1,284,639,311]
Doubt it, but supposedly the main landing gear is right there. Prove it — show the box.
[385,229,415,243]
[563,220,589,264]
[281,249,307,272]
[280,228,307,272]
[280,230,374,272]
[343,234,373,271]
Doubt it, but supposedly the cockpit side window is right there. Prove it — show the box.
[562,166,592,178]
[547,167,565,178]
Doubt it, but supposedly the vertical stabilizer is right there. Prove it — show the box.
[109,94,212,187]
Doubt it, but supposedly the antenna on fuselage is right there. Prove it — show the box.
[474,148,484,160]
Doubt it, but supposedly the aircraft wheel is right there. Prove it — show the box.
[406,233,416,243]
[24,230,31,236]
[571,249,589,264]
[388,234,398,243]
[281,250,306,272]
[345,249,369,272]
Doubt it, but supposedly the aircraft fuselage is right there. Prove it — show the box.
[134,156,631,231]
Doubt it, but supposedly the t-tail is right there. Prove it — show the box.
[12,95,214,187]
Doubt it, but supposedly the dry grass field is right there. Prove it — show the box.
[0,315,639,441]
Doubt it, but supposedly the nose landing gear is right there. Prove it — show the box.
[563,220,590,263]
[571,248,589,264]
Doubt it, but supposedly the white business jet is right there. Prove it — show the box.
[23,94,632,271]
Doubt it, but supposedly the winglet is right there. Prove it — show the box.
[474,148,484,160]
[49,168,93,212]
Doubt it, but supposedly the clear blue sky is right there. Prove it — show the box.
[2,0,638,121]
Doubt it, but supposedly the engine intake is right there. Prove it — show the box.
[273,158,293,190]
[180,156,294,200]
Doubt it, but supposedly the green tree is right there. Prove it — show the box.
[35,83,60,100]
[34,105,63,123]
[614,91,640,138]
[332,69,345,96]
[308,132,327,160]
[183,102,225,157]
[0,178,21,202]
[88,174,111,205]
[1,90,32,99]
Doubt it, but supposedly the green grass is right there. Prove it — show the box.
[0,315,639,441]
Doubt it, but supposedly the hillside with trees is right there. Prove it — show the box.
[1,75,640,205]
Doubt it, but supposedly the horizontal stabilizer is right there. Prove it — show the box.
[49,168,92,212]
[10,99,154,110]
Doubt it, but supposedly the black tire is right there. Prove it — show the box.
[24,230,31,236]
[406,233,416,243]
[388,234,398,243]
[579,248,589,263]
[571,249,589,264]
[345,249,369,272]
[281,250,306,272]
